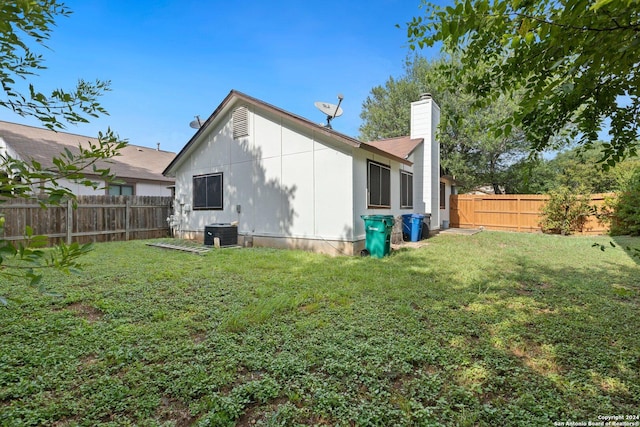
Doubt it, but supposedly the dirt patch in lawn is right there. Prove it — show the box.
[157,396,195,427]
[191,331,206,344]
[516,281,551,295]
[235,398,291,427]
[65,302,104,322]
[78,353,99,370]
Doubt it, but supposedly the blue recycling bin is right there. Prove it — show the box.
[402,213,425,242]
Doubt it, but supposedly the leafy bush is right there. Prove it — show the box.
[609,170,640,236]
[540,186,594,235]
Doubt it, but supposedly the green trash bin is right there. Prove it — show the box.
[361,215,395,258]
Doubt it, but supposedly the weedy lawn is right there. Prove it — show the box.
[1,232,639,426]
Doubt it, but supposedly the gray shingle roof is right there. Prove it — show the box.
[0,121,175,183]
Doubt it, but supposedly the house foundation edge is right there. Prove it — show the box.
[176,231,366,257]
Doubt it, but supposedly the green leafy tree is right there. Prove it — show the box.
[544,144,628,193]
[505,144,640,194]
[540,186,594,235]
[0,1,126,303]
[1,1,110,128]
[608,169,640,236]
[404,0,640,167]
[503,154,556,194]
[359,56,531,193]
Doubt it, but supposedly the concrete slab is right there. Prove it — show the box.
[438,228,483,236]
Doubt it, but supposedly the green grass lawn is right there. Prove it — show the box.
[1,232,639,426]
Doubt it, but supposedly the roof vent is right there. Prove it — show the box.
[232,106,249,139]
[420,93,432,100]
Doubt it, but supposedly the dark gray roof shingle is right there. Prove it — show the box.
[0,121,175,183]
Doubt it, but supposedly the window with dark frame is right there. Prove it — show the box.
[368,160,391,208]
[400,170,413,209]
[108,184,134,196]
[440,182,446,209]
[193,173,223,210]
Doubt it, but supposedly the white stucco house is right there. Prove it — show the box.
[163,90,454,255]
[0,121,176,197]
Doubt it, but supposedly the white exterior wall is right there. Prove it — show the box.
[439,180,452,227]
[351,150,415,241]
[172,103,354,246]
[43,178,172,196]
[411,145,425,213]
[410,97,441,230]
[0,137,17,159]
[57,178,105,196]
[135,182,173,196]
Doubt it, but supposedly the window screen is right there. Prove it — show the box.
[400,171,413,208]
[108,184,134,196]
[193,173,223,210]
[368,160,391,208]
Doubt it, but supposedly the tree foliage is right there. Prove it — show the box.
[359,56,531,193]
[0,1,126,303]
[405,0,640,167]
[540,186,594,235]
[506,144,640,194]
[0,1,111,128]
[607,169,640,236]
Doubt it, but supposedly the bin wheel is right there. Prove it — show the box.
[360,249,370,257]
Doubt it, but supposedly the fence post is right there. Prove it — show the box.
[125,199,131,241]
[66,198,73,245]
[517,196,521,232]
[473,198,478,228]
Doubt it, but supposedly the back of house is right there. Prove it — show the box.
[163,90,454,255]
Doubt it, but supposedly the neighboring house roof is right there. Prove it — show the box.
[163,90,414,176]
[365,136,424,160]
[0,120,175,183]
[467,185,504,195]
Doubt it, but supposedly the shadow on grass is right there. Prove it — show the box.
[611,235,640,266]
[447,249,640,418]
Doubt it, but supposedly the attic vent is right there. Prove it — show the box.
[232,106,249,139]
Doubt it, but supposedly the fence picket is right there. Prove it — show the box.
[0,195,172,245]
[449,193,613,235]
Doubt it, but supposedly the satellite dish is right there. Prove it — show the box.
[314,94,344,129]
[189,115,203,129]
[314,101,343,118]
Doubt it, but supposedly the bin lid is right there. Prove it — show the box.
[361,215,394,220]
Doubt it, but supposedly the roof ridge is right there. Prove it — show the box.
[369,135,412,143]
[0,120,171,152]
[230,90,363,145]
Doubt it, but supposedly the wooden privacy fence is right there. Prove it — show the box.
[450,193,614,235]
[0,195,172,245]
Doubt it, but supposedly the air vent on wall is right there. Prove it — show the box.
[232,106,249,139]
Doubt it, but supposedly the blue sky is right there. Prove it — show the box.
[0,0,445,154]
